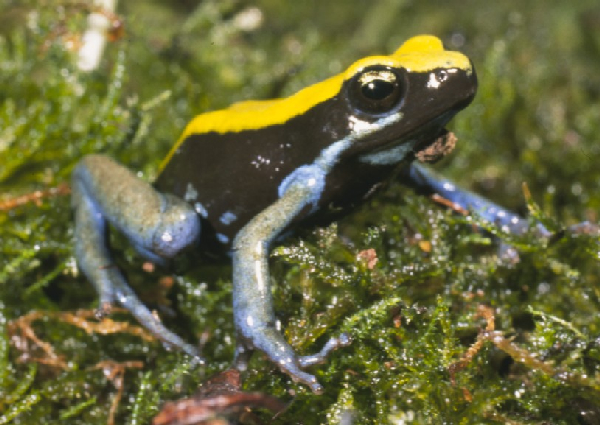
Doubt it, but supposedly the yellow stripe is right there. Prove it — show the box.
[159,35,471,171]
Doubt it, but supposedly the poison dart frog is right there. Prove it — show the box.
[73,35,532,394]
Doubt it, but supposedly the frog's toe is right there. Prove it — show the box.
[279,333,351,394]
[298,333,352,368]
[234,331,348,393]
[566,221,599,236]
[277,360,324,394]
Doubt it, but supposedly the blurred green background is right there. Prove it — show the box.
[1,0,600,423]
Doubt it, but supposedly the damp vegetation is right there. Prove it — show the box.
[2,0,600,424]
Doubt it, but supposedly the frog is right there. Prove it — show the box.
[73,34,526,394]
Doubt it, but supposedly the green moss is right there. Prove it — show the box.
[1,0,600,423]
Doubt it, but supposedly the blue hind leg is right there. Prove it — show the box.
[72,154,203,361]
[402,162,551,237]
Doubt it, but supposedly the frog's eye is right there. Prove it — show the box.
[349,66,404,114]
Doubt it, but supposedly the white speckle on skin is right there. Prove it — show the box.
[427,68,456,88]
[219,211,237,225]
[349,115,373,133]
[184,183,198,201]
[161,232,173,242]
[427,72,442,88]
[255,259,264,291]
[251,155,271,169]
[246,315,254,327]
[194,202,208,218]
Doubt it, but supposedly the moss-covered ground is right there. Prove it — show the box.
[2,0,600,423]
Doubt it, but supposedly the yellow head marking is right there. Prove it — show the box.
[160,35,472,171]
[343,35,471,77]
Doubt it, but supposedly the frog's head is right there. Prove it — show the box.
[338,35,477,165]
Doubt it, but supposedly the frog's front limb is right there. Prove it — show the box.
[232,165,351,394]
[72,154,203,361]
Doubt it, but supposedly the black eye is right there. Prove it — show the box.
[349,66,404,114]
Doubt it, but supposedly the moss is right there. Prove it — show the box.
[1,0,600,423]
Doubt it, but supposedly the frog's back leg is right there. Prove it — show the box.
[403,163,600,244]
[72,154,202,360]
[401,162,550,236]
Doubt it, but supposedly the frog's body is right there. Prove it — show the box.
[73,35,523,393]
[155,36,474,253]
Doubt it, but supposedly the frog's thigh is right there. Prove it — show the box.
[73,154,201,263]
[232,166,350,394]
[72,154,202,360]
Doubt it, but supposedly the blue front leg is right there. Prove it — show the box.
[232,165,351,394]
[72,154,203,360]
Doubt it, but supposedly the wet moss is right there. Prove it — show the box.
[1,0,600,423]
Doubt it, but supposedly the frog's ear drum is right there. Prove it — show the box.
[348,65,405,115]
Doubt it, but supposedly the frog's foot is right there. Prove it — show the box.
[566,221,599,236]
[86,253,205,362]
[545,221,599,246]
[113,280,205,363]
[82,260,203,361]
[234,328,351,394]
